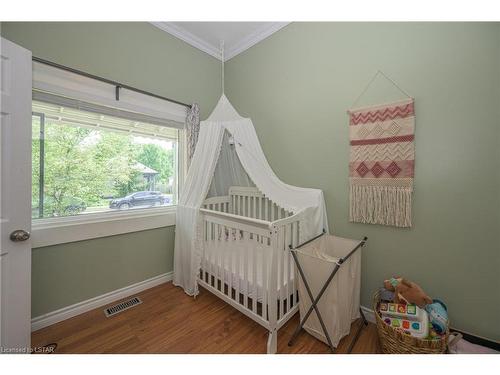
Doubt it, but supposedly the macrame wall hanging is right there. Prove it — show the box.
[348,70,415,228]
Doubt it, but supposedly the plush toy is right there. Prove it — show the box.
[379,287,395,302]
[383,277,432,308]
[425,299,448,334]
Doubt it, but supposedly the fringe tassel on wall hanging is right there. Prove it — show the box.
[348,98,415,227]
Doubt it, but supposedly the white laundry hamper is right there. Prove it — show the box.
[293,234,366,350]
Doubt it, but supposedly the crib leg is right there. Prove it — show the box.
[267,329,277,354]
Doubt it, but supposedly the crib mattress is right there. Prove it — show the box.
[200,237,295,302]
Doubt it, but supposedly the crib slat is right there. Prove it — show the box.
[215,223,220,291]
[228,226,233,299]
[235,232,241,303]
[281,225,285,316]
[252,236,258,314]
[287,224,292,312]
[214,223,219,290]
[283,226,289,316]
[212,223,219,288]
[292,221,297,248]
[202,217,206,282]
[204,220,208,282]
[261,236,268,320]
[246,196,250,218]
[279,228,284,320]
[210,221,215,286]
[293,221,299,303]
[247,196,250,217]
[243,232,249,309]
[265,199,269,221]
[214,222,218,288]
[219,224,225,295]
[253,196,256,219]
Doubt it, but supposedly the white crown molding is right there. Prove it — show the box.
[224,22,290,61]
[150,22,290,62]
[151,22,221,60]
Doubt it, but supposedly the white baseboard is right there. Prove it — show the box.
[31,272,173,332]
[360,305,376,324]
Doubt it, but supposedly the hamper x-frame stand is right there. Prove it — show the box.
[287,232,368,353]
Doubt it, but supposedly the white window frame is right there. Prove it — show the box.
[31,62,187,248]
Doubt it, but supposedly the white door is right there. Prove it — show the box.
[0,37,32,352]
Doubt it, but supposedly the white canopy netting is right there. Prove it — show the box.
[173,94,329,296]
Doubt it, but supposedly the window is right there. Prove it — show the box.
[29,61,187,247]
[32,100,180,219]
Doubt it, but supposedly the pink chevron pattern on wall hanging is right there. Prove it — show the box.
[349,101,414,125]
[348,99,415,227]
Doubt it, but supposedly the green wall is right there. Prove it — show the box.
[31,227,175,317]
[1,22,221,317]
[225,23,500,340]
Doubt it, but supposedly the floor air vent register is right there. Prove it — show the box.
[104,297,142,317]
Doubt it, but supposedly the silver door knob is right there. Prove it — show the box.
[9,229,30,242]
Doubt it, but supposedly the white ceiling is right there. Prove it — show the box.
[151,22,290,61]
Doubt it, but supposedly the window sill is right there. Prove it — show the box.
[31,206,176,248]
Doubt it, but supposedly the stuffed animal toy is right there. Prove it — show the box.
[383,277,432,308]
[425,299,448,334]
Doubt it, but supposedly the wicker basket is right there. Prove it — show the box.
[373,290,448,354]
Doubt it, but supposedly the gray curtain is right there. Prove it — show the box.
[186,103,200,166]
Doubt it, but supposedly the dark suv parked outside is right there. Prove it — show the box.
[109,191,169,210]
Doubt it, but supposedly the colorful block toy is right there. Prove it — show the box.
[380,302,430,339]
[382,303,422,321]
[382,316,429,339]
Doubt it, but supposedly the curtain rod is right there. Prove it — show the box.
[32,56,192,109]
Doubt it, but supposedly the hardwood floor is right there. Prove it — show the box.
[31,282,381,354]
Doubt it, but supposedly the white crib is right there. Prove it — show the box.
[199,186,303,353]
